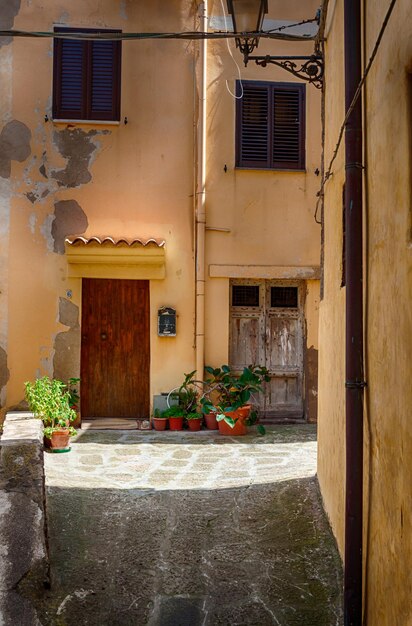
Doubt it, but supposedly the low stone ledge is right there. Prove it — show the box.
[0,412,48,625]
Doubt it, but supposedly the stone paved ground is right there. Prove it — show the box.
[32,425,343,625]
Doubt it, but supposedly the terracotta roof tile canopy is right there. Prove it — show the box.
[65,236,165,247]
[64,236,166,280]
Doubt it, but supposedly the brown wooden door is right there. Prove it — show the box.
[81,279,150,418]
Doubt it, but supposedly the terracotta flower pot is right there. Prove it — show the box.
[217,409,248,436]
[153,417,168,431]
[236,404,251,420]
[187,419,202,431]
[48,428,71,451]
[168,416,184,431]
[204,412,218,430]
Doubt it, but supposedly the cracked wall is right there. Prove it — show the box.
[53,298,80,383]
[51,128,109,188]
[52,200,88,254]
[0,0,21,48]
[0,120,31,178]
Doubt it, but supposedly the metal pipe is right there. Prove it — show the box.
[195,1,207,379]
[343,0,364,622]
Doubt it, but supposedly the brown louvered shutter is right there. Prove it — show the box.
[272,84,305,170]
[53,28,121,122]
[90,40,121,121]
[236,81,305,170]
[236,82,270,168]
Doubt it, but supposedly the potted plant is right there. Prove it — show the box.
[165,371,200,431]
[25,376,77,451]
[67,377,81,428]
[152,408,168,431]
[186,412,203,431]
[161,405,185,431]
[202,365,269,436]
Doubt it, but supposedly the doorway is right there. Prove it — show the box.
[81,278,150,418]
[229,279,305,420]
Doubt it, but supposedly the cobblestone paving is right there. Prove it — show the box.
[38,425,343,626]
[45,426,318,491]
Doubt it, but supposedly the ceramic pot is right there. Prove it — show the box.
[204,412,218,430]
[187,419,202,432]
[48,428,71,451]
[169,416,184,431]
[153,417,167,431]
[236,404,251,420]
[218,409,248,436]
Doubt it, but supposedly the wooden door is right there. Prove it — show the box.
[264,281,304,418]
[229,280,304,420]
[81,279,150,418]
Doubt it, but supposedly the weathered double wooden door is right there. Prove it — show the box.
[81,278,150,418]
[229,280,305,419]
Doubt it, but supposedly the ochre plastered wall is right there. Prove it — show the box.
[204,0,321,416]
[318,0,412,623]
[2,0,196,407]
[1,0,321,421]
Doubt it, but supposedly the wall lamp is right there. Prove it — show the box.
[226,0,324,88]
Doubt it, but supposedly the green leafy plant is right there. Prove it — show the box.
[161,405,185,418]
[24,376,77,439]
[166,370,202,417]
[185,412,203,420]
[67,377,80,410]
[153,408,168,419]
[202,365,270,433]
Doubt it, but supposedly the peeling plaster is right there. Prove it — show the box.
[51,200,88,254]
[53,299,80,383]
[0,0,21,48]
[0,121,31,179]
[51,128,109,188]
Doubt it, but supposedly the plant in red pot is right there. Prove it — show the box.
[162,405,185,431]
[203,365,269,436]
[25,376,77,452]
[186,412,203,431]
[165,371,201,431]
[152,408,168,431]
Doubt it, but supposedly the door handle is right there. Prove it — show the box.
[101,332,107,340]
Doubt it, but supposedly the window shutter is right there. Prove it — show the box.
[236,81,305,170]
[272,85,305,169]
[90,40,121,121]
[237,84,270,168]
[53,28,121,122]
[54,38,85,119]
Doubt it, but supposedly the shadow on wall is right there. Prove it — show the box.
[26,476,342,626]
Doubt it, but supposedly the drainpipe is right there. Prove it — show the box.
[344,0,364,623]
[195,1,207,379]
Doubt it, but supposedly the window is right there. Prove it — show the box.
[53,28,121,121]
[236,80,305,170]
[232,285,260,307]
[270,287,298,308]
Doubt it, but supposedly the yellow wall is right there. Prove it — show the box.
[0,0,321,420]
[317,0,412,622]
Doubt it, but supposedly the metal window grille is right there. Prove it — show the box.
[232,285,260,307]
[271,287,298,308]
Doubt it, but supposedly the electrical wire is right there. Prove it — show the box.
[264,17,318,34]
[314,0,398,224]
[0,29,316,42]
[219,0,244,100]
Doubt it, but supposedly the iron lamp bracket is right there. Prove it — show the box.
[246,53,324,89]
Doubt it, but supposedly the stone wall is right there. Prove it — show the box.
[0,412,48,625]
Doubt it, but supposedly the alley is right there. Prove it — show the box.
[38,425,342,625]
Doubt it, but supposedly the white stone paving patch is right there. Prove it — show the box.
[44,426,317,491]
